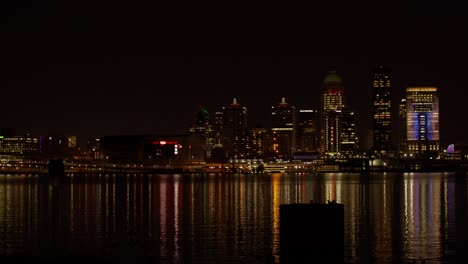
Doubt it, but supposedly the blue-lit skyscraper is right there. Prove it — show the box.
[406,87,440,155]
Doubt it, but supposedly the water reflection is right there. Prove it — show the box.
[0,172,467,263]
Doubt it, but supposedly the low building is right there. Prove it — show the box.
[101,134,204,163]
[0,135,39,163]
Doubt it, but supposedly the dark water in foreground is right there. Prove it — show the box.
[0,172,467,263]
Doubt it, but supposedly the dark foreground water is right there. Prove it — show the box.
[0,172,467,263]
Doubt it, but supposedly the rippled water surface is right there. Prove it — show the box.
[1,172,467,263]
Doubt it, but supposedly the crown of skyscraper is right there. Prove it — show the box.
[323,71,343,84]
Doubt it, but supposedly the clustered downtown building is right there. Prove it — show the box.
[0,65,447,164]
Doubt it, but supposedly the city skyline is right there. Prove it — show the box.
[3,1,467,147]
[0,67,461,149]
[3,1,468,262]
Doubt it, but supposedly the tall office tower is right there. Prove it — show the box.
[372,65,392,154]
[189,108,215,160]
[406,87,440,156]
[322,71,345,111]
[322,111,341,154]
[340,109,358,156]
[250,128,269,158]
[189,109,209,137]
[222,98,249,159]
[297,109,320,152]
[321,71,345,155]
[213,111,223,146]
[398,99,407,154]
[271,97,296,158]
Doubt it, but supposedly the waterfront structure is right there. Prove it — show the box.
[372,65,392,154]
[40,135,80,159]
[296,109,320,152]
[406,87,440,156]
[0,135,39,163]
[271,97,296,158]
[398,98,407,154]
[100,134,204,163]
[221,98,249,159]
[321,71,345,155]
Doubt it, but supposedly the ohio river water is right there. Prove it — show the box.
[0,172,467,263]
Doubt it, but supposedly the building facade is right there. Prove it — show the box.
[321,71,345,155]
[296,109,320,152]
[271,97,296,158]
[101,134,204,163]
[372,65,392,154]
[398,98,407,154]
[221,98,249,159]
[340,109,358,156]
[0,135,39,163]
[406,87,440,156]
[87,137,103,160]
[189,108,215,160]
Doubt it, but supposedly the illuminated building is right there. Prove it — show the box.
[250,128,269,158]
[190,109,210,137]
[296,109,320,152]
[406,87,440,156]
[0,135,39,163]
[271,97,296,158]
[221,98,249,158]
[87,137,103,160]
[322,111,341,154]
[340,109,358,156]
[209,110,226,162]
[189,108,215,160]
[372,65,392,154]
[101,134,203,163]
[40,135,80,159]
[321,71,344,112]
[398,98,407,154]
[321,71,345,155]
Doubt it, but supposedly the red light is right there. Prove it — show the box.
[152,140,179,145]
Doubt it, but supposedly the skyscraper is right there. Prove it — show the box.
[322,111,341,154]
[221,98,249,159]
[372,65,392,154]
[406,87,440,156]
[297,109,320,152]
[321,71,345,112]
[340,109,358,156]
[189,108,214,160]
[250,128,270,158]
[398,98,407,154]
[271,97,296,158]
[321,71,345,155]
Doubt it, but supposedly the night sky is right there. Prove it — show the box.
[2,1,467,148]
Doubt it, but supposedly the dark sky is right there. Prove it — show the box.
[2,1,467,148]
